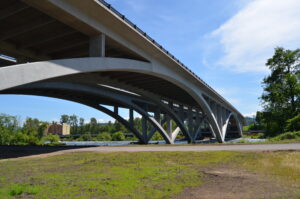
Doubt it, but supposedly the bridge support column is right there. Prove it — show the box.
[89,33,105,57]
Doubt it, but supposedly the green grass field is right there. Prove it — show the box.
[0,151,299,199]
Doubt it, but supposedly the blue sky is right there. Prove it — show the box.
[1,0,299,123]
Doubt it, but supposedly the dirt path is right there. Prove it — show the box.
[174,165,293,199]
[1,143,299,161]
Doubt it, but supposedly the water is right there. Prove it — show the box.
[61,140,189,146]
[226,138,267,143]
[58,138,264,146]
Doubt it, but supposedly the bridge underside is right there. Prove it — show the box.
[0,1,244,144]
[0,58,243,144]
[1,80,241,144]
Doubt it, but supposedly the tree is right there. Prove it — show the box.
[114,120,128,133]
[79,118,85,127]
[79,117,85,134]
[60,115,70,124]
[285,114,300,132]
[69,115,78,134]
[260,47,300,135]
[23,117,40,133]
[77,132,92,141]
[89,117,98,134]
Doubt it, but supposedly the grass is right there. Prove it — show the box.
[0,151,299,199]
[233,138,300,144]
[241,151,300,198]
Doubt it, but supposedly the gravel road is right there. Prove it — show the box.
[1,143,299,161]
[72,143,300,152]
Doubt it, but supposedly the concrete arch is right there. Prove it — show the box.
[0,57,223,142]
[4,81,174,144]
[222,112,243,141]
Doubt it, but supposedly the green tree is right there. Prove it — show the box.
[69,115,78,134]
[96,132,112,141]
[0,114,19,131]
[112,131,125,141]
[77,132,92,141]
[0,125,13,145]
[23,117,40,134]
[78,117,85,134]
[42,134,60,145]
[89,117,98,134]
[285,114,300,132]
[260,47,300,136]
[151,131,163,141]
[60,115,70,124]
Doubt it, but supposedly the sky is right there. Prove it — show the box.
[1,0,300,123]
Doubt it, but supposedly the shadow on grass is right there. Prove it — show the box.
[0,145,94,159]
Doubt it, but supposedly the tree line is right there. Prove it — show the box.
[250,47,300,138]
[0,114,165,145]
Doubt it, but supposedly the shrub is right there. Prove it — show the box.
[243,125,250,132]
[151,132,164,141]
[285,114,300,132]
[77,132,92,141]
[257,133,265,139]
[112,131,125,141]
[0,126,13,145]
[27,134,41,146]
[96,132,111,141]
[271,131,300,141]
[42,134,60,145]
[10,132,29,145]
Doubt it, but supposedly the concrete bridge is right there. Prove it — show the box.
[0,0,244,144]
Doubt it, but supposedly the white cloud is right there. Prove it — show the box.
[97,118,115,123]
[212,0,300,73]
[243,112,256,117]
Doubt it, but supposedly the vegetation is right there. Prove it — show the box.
[0,151,299,199]
[96,132,112,141]
[256,47,300,137]
[41,134,62,146]
[0,112,174,145]
[112,131,126,141]
[242,47,299,142]
[0,114,47,146]
[270,131,300,142]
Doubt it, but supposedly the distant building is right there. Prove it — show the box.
[45,123,70,136]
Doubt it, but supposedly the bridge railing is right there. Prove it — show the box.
[97,0,239,114]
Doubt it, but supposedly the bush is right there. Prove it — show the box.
[243,125,250,132]
[27,134,41,146]
[0,126,13,145]
[257,133,265,139]
[96,132,111,141]
[285,114,300,132]
[271,131,300,141]
[151,132,164,141]
[42,134,60,145]
[77,132,92,141]
[112,131,125,141]
[11,132,30,145]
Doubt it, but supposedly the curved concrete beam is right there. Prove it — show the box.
[0,57,228,142]
[222,112,243,141]
[6,81,175,144]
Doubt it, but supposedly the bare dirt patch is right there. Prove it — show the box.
[174,165,293,199]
